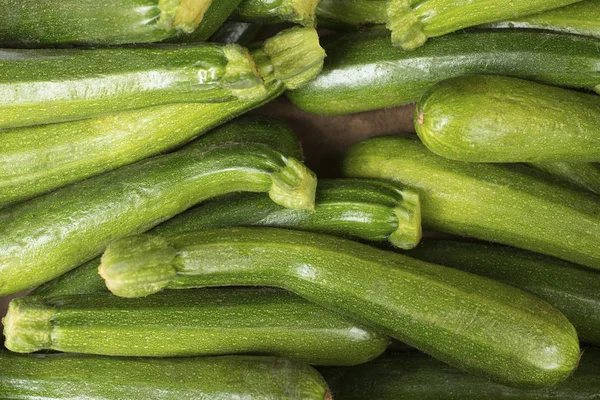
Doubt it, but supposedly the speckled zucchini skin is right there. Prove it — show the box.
[407,239,600,346]
[416,75,600,162]
[4,288,389,365]
[0,353,331,400]
[233,0,320,26]
[316,0,389,29]
[175,0,245,42]
[210,21,263,45]
[343,136,600,269]
[529,162,600,196]
[99,227,580,388]
[287,29,600,115]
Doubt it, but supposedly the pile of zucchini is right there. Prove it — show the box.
[1,0,600,399]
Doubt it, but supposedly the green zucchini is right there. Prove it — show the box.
[322,348,600,400]
[529,162,600,196]
[99,227,580,388]
[416,75,600,162]
[485,0,600,39]
[343,136,600,269]
[210,21,263,45]
[0,142,316,296]
[406,239,600,345]
[0,353,331,400]
[316,0,389,29]
[387,0,583,49]
[4,288,389,365]
[233,0,320,27]
[287,30,600,116]
[0,44,262,130]
[0,27,324,208]
[174,0,245,43]
[153,179,422,249]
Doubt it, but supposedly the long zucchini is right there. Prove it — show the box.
[322,348,600,400]
[343,136,600,269]
[287,30,600,116]
[486,0,600,39]
[0,142,316,296]
[233,0,320,27]
[0,27,325,208]
[4,288,389,365]
[0,353,331,400]
[416,75,600,162]
[407,239,600,345]
[99,227,580,388]
[529,162,600,196]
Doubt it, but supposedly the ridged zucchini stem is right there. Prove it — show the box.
[235,0,320,27]
[221,45,267,101]
[387,0,427,50]
[269,158,317,211]
[3,297,55,353]
[293,0,322,26]
[158,0,214,33]
[390,190,422,249]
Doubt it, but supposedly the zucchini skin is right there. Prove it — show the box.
[4,288,389,365]
[407,239,600,346]
[416,75,600,162]
[99,227,580,388]
[287,29,600,115]
[233,0,320,26]
[0,143,316,296]
[0,353,330,400]
[176,0,245,43]
[343,136,600,269]
[153,179,422,249]
[529,162,600,196]
[316,0,389,29]
[322,349,600,400]
[0,44,262,129]
[210,21,263,45]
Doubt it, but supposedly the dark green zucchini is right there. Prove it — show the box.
[0,353,331,400]
[416,75,600,162]
[153,179,422,249]
[99,227,580,388]
[529,162,600,196]
[4,288,389,365]
[174,0,245,43]
[287,29,600,115]
[407,239,600,345]
[0,27,324,208]
[485,0,600,39]
[210,21,263,45]
[233,0,320,26]
[316,0,389,29]
[343,136,600,269]
[322,348,600,400]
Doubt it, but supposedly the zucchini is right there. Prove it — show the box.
[316,0,389,29]
[0,142,316,296]
[233,0,320,27]
[0,44,262,130]
[386,0,583,49]
[0,27,325,208]
[322,348,600,400]
[416,75,600,162]
[343,136,600,269]
[153,179,422,249]
[287,30,600,116]
[99,227,580,388]
[210,21,263,45]
[0,353,331,400]
[4,288,389,365]
[174,0,245,43]
[406,239,600,345]
[529,162,600,196]
[486,0,600,39]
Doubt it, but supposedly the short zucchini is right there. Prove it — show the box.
[233,0,320,27]
[287,29,600,115]
[407,239,600,345]
[99,227,580,388]
[0,353,331,400]
[416,75,600,162]
[343,136,600,269]
[529,162,600,195]
[4,288,389,365]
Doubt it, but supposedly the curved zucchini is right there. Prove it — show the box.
[4,288,389,365]
[0,143,316,296]
[0,353,331,400]
[287,30,600,116]
[322,349,600,400]
[486,0,600,39]
[416,75,600,162]
[154,179,422,249]
[387,0,582,49]
[529,162,600,196]
[233,0,320,27]
[407,239,600,346]
[0,44,262,130]
[210,21,263,45]
[343,136,600,269]
[0,27,324,208]
[99,227,580,388]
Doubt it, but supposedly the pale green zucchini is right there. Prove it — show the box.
[233,0,320,26]
[4,288,389,365]
[0,353,331,400]
[416,75,600,162]
[343,136,600,269]
[529,162,600,196]
[99,227,580,388]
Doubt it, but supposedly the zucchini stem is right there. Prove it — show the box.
[269,158,317,211]
[158,0,214,33]
[3,297,55,353]
[387,0,426,50]
[390,190,422,249]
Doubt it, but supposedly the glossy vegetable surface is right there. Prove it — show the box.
[529,162,600,196]
[99,227,580,388]
[234,0,320,26]
[210,21,263,45]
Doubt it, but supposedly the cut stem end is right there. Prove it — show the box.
[390,190,423,249]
